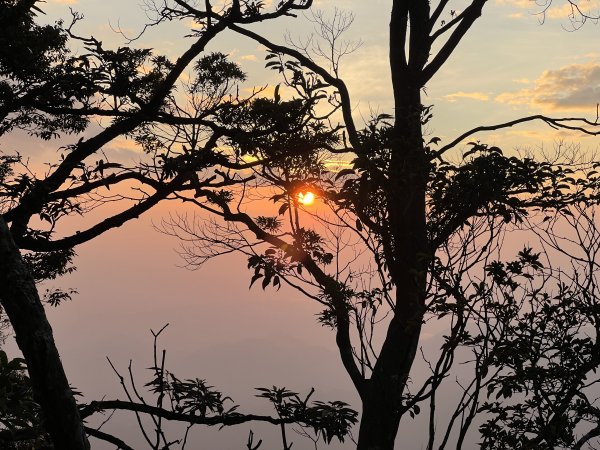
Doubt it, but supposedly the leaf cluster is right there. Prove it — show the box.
[443,248,600,449]
[0,351,38,431]
[0,1,93,138]
[247,227,332,290]
[21,248,76,283]
[256,386,357,444]
[146,373,238,417]
[427,143,595,246]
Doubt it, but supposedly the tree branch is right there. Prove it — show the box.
[435,114,600,158]
[84,426,134,450]
[421,0,487,85]
[81,399,288,426]
[15,174,189,251]
[226,23,361,151]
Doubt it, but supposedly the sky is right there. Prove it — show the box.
[4,0,600,448]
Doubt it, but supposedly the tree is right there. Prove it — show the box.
[0,322,358,449]
[80,325,358,449]
[0,0,335,447]
[150,1,600,449]
[4,0,600,449]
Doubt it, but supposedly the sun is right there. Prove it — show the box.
[297,191,315,206]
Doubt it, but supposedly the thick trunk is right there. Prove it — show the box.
[356,2,429,440]
[357,392,401,450]
[0,217,89,450]
[356,312,424,450]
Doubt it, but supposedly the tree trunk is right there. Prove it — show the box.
[356,393,401,450]
[0,217,89,450]
[354,0,430,436]
[356,311,424,450]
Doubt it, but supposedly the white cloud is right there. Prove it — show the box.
[496,0,572,19]
[338,44,392,108]
[444,91,490,102]
[495,62,600,112]
[546,2,579,19]
[495,0,537,9]
[496,0,600,20]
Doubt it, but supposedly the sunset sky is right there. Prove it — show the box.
[5,0,600,448]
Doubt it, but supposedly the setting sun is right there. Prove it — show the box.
[297,191,315,206]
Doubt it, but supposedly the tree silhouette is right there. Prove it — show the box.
[0,0,328,447]
[155,2,600,449]
[0,324,358,449]
[4,0,600,449]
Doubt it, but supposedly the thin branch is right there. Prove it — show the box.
[226,23,360,151]
[85,427,135,450]
[81,400,292,426]
[435,115,600,158]
[421,0,487,84]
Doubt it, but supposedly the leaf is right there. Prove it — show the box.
[262,274,271,290]
[250,273,263,288]
[278,203,289,216]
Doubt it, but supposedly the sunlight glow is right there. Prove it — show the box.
[297,191,315,206]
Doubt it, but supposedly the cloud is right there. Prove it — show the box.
[496,0,600,20]
[240,54,257,61]
[338,45,392,107]
[444,91,490,102]
[544,2,585,19]
[547,0,600,19]
[241,84,278,98]
[495,62,600,112]
[582,52,600,59]
[185,18,204,30]
[105,137,144,157]
[495,0,535,9]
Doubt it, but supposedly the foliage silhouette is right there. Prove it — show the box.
[155,2,600,450]
[79,325,358,449]
[3,0,600,449]
[0,0,345,447]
